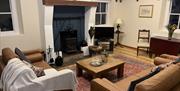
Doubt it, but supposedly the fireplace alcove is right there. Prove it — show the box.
[53,6,85,55]
[43,0,97,63]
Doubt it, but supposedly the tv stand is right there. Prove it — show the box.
[95,39,114,51]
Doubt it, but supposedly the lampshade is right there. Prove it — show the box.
[116,18,123,25]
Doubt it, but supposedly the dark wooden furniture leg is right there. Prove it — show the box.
[137,47,139,56]
[93,74,101,79]
[76,66,83,77]
[117,64,124,78]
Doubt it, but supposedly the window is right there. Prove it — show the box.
[0,0,19,35]
[0,0,13,32]
[169,0,180,29]
[95,2,108,25]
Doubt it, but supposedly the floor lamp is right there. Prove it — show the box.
[115,18,123,46]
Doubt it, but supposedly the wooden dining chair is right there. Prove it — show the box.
[137,29,150,56]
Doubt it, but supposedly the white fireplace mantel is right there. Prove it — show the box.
[43,4,97,62]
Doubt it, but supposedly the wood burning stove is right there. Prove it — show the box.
[60,30,78,53]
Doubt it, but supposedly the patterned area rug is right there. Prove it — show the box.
[57,54,153,91]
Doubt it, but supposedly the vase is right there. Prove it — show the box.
[88,27,95,39]
[168,31,173,40]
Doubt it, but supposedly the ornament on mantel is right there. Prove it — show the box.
[88,26,95,39]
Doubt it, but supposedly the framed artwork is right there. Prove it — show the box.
[139,5,153,18]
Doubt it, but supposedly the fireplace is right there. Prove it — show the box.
[43,0,97,62]
[60,29,78,53]
[53,6,85,53]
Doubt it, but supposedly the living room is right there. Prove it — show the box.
[0,0,180,91]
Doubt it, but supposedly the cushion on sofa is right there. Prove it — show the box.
[15,48,31,63]
[135,64,180,91]
[26,53,43,63]
[22,60,45,77]
[154,57,172,65]
[23,49,43,55]
[115,68,152,91]
[128,67,160,91]
[160,54,179,60]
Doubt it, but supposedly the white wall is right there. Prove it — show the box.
[0,0,42,52]
[113,0,164,48]
[109,0,180,48]
[1,0,179,54]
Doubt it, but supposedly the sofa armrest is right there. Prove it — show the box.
[31,69,77,91]
[160,54,179,60]
[2,48,18,65]
[154,57,173,65]
[91,78,119,91]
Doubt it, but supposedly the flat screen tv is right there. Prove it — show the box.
[94,27,114,40]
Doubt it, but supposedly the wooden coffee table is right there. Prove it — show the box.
[76,56,125,78]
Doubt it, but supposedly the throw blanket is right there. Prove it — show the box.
[1,58,37,91]
[1,58,77,91]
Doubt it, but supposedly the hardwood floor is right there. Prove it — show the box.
[57,46,154,70]
[113,46,154,65]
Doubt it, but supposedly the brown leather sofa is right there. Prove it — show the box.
[1,48,72,91]
[91,54,180,91]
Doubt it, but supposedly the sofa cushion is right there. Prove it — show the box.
[23,61,45,77]
[128,67,160,91]
[135,64,180,91]
[15,48,31,63]
[160,54,179,60]
[26,53,43,63]
[115,68,152,91]
[154,57,172,65]
[31,65,45,77]
[23,49,43,55]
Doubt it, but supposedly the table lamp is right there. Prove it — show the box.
[115,18,123,46]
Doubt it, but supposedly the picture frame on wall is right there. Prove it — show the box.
[139,5,153,18]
